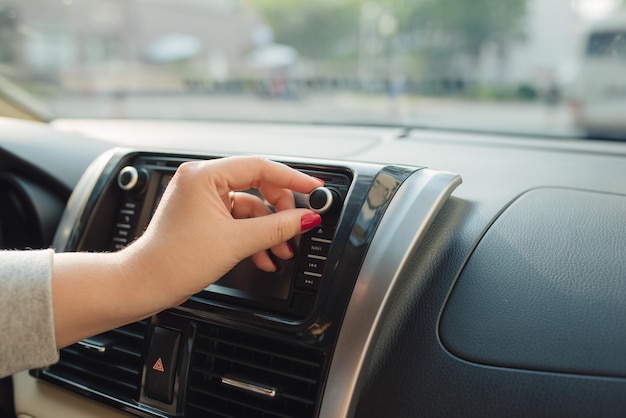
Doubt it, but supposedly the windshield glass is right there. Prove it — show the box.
[0,0,624,139]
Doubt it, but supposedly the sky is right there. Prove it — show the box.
[573,0,621,20]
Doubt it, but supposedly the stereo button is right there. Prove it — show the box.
[117,212,135,225]
[295,272,322,291]
[303,239,330,257]
[300,256,326,275]
[308,225,335,241]
[117,208,136,225]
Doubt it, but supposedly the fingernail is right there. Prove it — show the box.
[301,213,322,231]
[313,177,325,184]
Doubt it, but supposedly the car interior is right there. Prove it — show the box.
[1,1,626,417]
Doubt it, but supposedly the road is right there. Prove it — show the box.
[45,92,578,138]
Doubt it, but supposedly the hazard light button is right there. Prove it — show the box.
[145,326,181,404]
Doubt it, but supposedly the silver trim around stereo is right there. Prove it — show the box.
[52,148,118,252]
[319,168,462,418]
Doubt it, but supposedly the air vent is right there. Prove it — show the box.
[44,319,148,400]
[185,324,326,418]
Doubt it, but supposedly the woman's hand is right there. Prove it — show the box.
[52,156,322,348]
[121,156,323,306]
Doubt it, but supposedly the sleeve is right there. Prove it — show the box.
[0,249,59,378]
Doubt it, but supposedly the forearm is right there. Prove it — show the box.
[51,251,175,348]
[0,250,58,377]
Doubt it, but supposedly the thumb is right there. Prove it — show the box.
[233,209,322,257]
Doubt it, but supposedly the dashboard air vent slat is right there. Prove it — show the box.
[44,319,148,400]
[185,324,325,418]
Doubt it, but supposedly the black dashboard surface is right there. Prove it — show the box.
[2,117,626,417]
[441,188,626,377]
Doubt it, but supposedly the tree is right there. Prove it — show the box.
[249,0,361,60]
[246,0,529,87]
[406,0,528,78]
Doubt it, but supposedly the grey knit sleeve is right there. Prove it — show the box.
[0,249,59,378]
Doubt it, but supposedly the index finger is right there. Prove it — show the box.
[206,156,322,195]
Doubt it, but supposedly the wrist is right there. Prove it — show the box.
[118,237,189,310]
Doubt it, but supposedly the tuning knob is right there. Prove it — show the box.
[307,187,339,214]
[117,166,148,192]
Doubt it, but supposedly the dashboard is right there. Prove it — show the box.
[1,117,626,417]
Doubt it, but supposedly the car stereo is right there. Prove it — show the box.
[110,155,352,318]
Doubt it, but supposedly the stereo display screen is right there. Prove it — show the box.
[154,172,297,303]
[208,242,298,302]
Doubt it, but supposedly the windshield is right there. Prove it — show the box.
[0,0,625,139]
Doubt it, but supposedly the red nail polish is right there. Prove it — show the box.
[313,177,325,184]
[301,213,322,231]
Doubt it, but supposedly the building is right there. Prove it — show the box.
[4,0,262,92]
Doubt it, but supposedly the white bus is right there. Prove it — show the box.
[571,12,626,138]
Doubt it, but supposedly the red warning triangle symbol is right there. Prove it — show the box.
[152,357,165,372]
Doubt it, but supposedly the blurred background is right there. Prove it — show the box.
[0,0,625,138]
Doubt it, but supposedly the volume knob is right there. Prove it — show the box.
[117,166,147,192]
[307,187,338,214]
